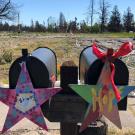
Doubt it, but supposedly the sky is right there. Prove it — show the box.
[11,0,135,26]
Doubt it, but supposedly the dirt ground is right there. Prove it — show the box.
[0,97,134,135]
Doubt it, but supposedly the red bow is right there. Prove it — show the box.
[92,42,133,101]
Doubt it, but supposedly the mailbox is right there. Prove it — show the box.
[9,47,57,89]
[79,46,129,110]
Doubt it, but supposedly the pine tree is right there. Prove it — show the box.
[59,12,67,32]
[123,7,134,32]
[108,5,121,32]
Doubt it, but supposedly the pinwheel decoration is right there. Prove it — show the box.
[70,42,135,132]
[0,62,62,133]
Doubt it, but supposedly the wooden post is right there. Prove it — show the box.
[60,61,78,135]
[60,123,78,135]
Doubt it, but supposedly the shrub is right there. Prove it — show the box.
[2,49,13,63]
[0,55,6,64]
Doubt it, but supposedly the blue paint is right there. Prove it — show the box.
[20,74,26,83]
[5,119,13,129]
[0,93,6,98]
[12,109,18,118]
[36,116,44,124]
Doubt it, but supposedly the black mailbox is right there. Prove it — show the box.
[79,46,129,110]
[9,47,57,89]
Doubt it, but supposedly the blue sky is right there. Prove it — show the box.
[12,0,135,26]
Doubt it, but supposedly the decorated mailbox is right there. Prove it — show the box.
[79,44,129,110]
[9,47,57,89]
[70,42,135,132]
[0,47,62,133]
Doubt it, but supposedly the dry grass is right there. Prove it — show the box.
[0,32,82,84]
[0,32,135,84]
[108,127,135,135]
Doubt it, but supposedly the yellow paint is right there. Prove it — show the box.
[92,89,114,113]
[92,89,103,112]
[103,95,108,105]
[108,91,114,112]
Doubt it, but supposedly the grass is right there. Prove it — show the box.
[76,32,135,38]
[108,127,135,135]
[0,32,79,83]
[0,31,134,84]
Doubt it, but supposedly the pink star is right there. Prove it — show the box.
[0,62,62,133]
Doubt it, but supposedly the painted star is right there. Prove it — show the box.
[69,62,135,132]
[0,62,62,133]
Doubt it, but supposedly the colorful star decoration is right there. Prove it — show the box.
[0,62,62,133]
[69,62,135,133]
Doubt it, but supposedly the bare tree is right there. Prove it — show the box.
[0,0,17,20]
[99,0,110,32]
[86,0,95,27]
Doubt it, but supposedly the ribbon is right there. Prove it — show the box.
[92,42,133,101]
[51,74,56,87]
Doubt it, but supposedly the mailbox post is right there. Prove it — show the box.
[60,61,78,135]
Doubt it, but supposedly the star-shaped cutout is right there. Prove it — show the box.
[69,62,135,132]
[0,62,62,133]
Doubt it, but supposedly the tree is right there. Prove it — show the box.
[123,7,134,32]
[80,20,90,33]
[86,0,95,27]
[91,23,100,33]
[0,0,17,20]
[67,17,78,33]
[30,19,34,32]
[59,12,67,32]
[99,0,110,32]
[35,21,40,32]
[108,5,121,32]
[47,16,56,32]
[34,21,46,32]
[3,22,9,31]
